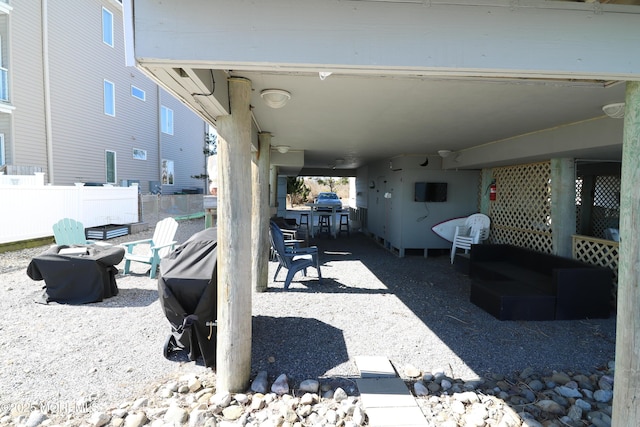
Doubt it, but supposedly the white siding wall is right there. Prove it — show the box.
[159,89,207,194]
[6,1,208,193]
[9,2,48,172]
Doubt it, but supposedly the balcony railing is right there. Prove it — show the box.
[0,67,7,102]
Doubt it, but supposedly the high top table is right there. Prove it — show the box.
[305,203,343,238]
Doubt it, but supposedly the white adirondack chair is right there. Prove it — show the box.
[121,217,178,278]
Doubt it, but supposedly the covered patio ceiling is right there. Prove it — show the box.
[238,71,626,174]
[128,0,640,176]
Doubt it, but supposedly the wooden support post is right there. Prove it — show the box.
[612,81,640,427]
[550,158,576,257]
[269,165,278,212]
[215,77,253,393]
[252,132,271,292]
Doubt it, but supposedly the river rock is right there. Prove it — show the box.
[271,373,290,395]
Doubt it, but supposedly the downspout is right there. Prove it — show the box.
[41,0,54,183]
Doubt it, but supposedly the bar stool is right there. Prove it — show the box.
[338,212,350,237]
[299,213,309,229]
[318,213,332,237]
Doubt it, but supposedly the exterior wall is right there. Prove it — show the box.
[362,155,480,254]
[45,1,162,188]
[8,2,48,171]
[159,89,207,193]
[3,1,208,193]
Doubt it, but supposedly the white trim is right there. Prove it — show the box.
[102,7,114,47]
[123,0,136,67]
[131,0,640,81]
[161,158,174,185]
[103,79,115,116]
[0,1,13,14]
[0,134,5,166]
[133,148,147,160]
[160,105,173,135]
[131,85,145,101]
[105,150,117,184]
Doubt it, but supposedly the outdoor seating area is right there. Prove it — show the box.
[468,244,613,321]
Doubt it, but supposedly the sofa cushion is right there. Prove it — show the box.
[470,280,556,321]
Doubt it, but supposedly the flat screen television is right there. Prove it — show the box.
[415,182,448,202]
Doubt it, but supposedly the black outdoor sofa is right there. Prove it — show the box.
[468,244,613,321]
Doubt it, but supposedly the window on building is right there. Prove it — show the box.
[162,159,174,185]
[104,80,115,116]
[0,35,7,102]
[106,150,116,184]
[131,85,145,101]
[161,106,174,135]
[102,8,114,47]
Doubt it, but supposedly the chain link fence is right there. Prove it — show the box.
[140,194,205,225]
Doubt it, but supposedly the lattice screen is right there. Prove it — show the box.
[573,236,619,305]
[488,162,553,253]
[575,178,583,233]
[591,175,620,239]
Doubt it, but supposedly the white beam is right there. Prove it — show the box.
[444,117,624,169]
[132,0,640,80]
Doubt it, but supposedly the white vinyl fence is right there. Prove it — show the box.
[0,183,138,244]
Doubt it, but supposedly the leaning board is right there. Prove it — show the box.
[431,216,468,243]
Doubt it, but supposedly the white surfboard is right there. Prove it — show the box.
[431,216,468,243]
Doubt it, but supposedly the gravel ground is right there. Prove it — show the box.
[0,218,617,416]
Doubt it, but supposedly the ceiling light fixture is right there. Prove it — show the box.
[260,89,291,109]
[274,145,290,154]
[438,150,452,158]
[602,103,625,119]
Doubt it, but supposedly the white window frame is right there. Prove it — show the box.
[131,85,145,101]
[106,150,117,184]
[161,105,174,135]
[102,7,114,47]
[132,148,147,160]
[104,80,115,116]
[0,134,5,166]
[161,159,174,185]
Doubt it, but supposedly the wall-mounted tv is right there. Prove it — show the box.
[415,182,448,202]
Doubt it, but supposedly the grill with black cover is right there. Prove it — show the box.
[157,227,218,367]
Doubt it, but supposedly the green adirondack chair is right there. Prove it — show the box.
[52,218,95,246]
[121,217,178,279]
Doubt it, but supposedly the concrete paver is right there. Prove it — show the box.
[355,356,429,427]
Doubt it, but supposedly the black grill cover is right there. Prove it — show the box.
[157,227,218,367]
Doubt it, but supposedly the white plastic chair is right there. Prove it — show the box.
[450,213,490,264]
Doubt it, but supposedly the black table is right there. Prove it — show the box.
[27,244,125,304]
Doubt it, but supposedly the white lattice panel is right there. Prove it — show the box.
[488,162,553,253]
[573,235,618,306]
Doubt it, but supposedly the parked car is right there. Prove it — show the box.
[315,192,343,211]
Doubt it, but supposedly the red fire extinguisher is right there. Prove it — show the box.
[489,181,497,201]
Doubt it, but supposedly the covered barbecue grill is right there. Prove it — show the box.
[157,227,218,367]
